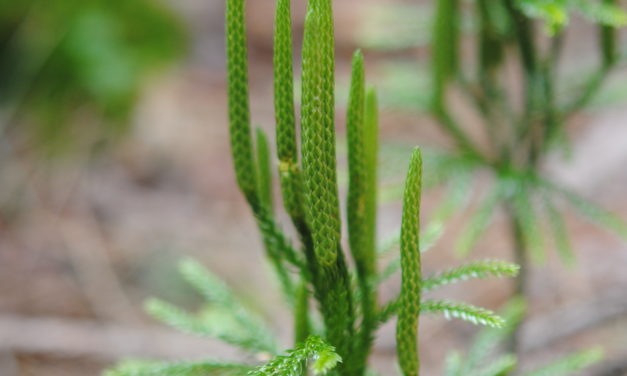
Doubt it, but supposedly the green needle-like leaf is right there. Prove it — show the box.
[511,188,546,264]
[104,360,252,376]
[144,298,276,354]
[541,179,627,240]
[248,336,341,376]
[470,355,517,376]
[422,260,520,292]
[520,348,603,376]
[421,300,505,328]
[178,259,278,350]
[542,195,575,265]
[432,0,460,109]
[396,148,423,376]
[456,185,502,256]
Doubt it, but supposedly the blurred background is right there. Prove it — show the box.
[0,0,626,375]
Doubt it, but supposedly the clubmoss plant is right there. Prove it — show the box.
[106,0,524,375]
[425,0,627,350]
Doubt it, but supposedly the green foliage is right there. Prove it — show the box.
[422,260,520,292]
[445,298,602,376]
[421,300,505,328]
[412,0,627,300]
[248,336,341,376]
[432,0,460,108]
[143,259,278,354]
[520,348,603,376]
[105,360,251,376]
[0,0,185,155]
[106,1,522,375]
[517,0,627,34]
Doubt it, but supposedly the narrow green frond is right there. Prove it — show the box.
[226,0,258,206]
[144,298,276,354]
[599,0,620,66]
[542,195,575,265]
[178,259,278,352]
[104,360,252,376]
[477,0,506,74]
[456,186,502,256]
[541,180,627,240]
[573,0,627,27]
[432,0,460,108]
[463,297,526,373]
[396,148,423,376]
[422,260,520,292]
[520,348,603,376]
[376,257,401,285]
[377,298,400,324]
[511,187,546,264]
[248,336,341,376]
[471,355,517,376]
[421,300,505,328]
[517,0,569,34]
[256,127,274,209]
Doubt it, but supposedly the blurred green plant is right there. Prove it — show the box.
[423,0,627,350]
[445,298,603,376]
[105,0,522,375]
[431,0,627,282]
[0,0,185,155]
